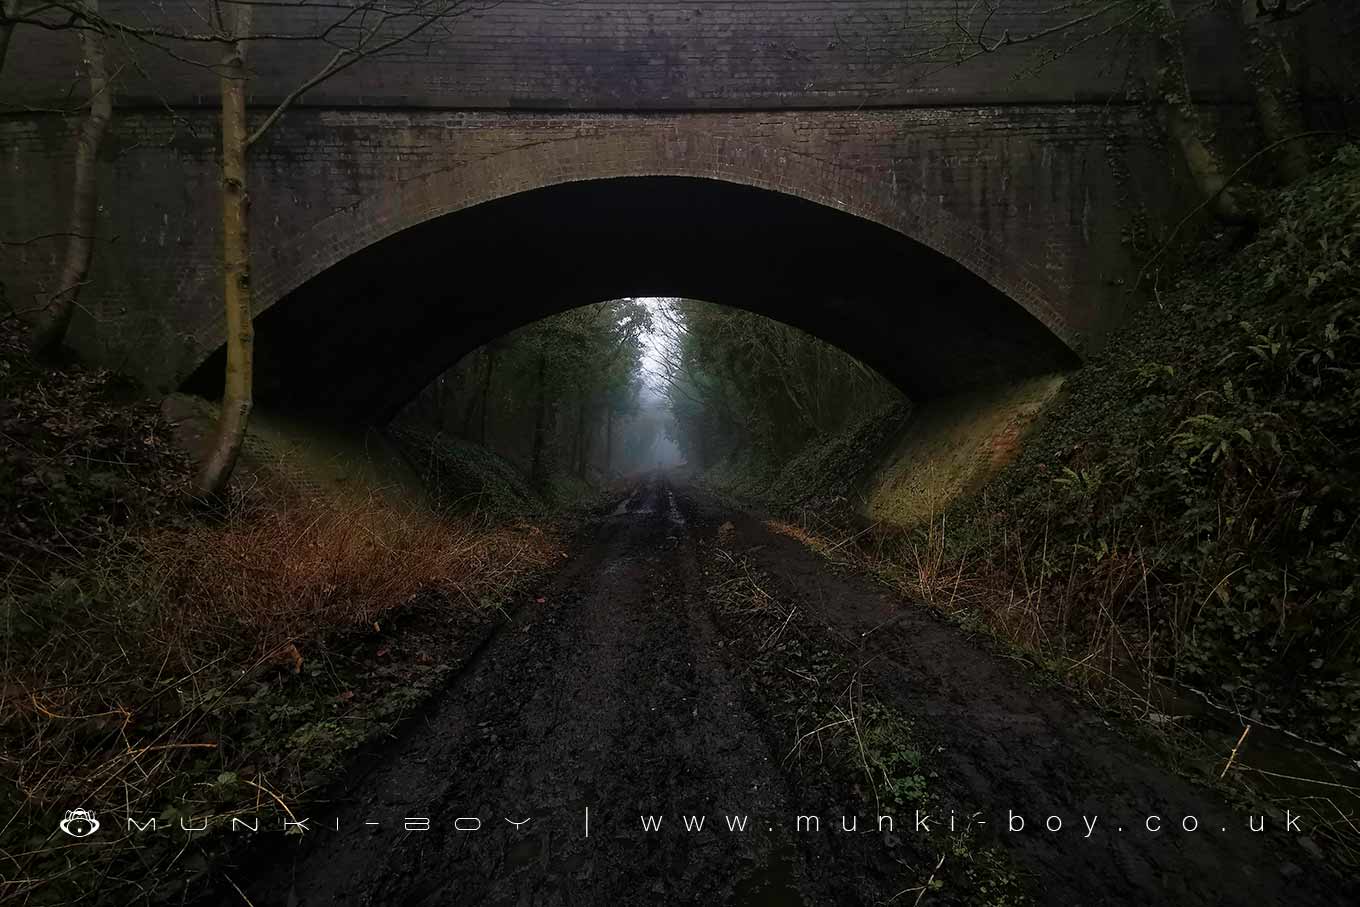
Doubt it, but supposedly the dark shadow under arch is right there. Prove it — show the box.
[186,177,1079,423]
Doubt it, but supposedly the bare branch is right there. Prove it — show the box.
[246,0,478,146]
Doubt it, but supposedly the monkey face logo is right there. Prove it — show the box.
[59,808,100,838]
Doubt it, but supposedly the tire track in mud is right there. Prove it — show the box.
[229,476,825,905]
[690,493,1356,907]
[222,474,1353,906]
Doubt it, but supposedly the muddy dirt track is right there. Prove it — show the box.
[220,474,1352,906]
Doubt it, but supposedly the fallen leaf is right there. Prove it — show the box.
[265,642,304,674]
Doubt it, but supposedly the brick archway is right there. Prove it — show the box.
[186,127,1078,369]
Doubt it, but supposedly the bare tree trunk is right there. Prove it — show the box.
[1157,0,1251,225]
[0,1,22,75]
[29,0,111,357]
[1235,1,1310,183]
[459,352,482,437]
[604,408,613,477]
[578,403,596,480]
[478,346,495,445]
[530,349,549,488]
[195,6,254,497]
[574,399,589,479]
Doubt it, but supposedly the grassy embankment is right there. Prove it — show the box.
[709,150,1360,860]
[702,399,912,519]
[896,152,1360,750]
[0,322,562,904]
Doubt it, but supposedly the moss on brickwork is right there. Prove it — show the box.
[865,374,1067,527]
[704,379,1067,530]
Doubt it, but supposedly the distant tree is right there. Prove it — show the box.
[651,300,899,473]
[462,341,505,445]
[529,345,552,488]
[396,299,655,485]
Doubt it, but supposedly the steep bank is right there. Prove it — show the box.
[925,150,1360,750]
[212,475,1351,906]
[713,148,1360,758]
[0,320,563,904]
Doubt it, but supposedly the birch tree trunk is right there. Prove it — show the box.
[195,6,254,497]
[29,0,111,356]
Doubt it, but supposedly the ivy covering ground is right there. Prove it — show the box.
[940,149,1360,747]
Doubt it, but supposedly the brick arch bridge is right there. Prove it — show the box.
[5,1,1349,422]
[180,129,1083,421]
[241,128,1076,352]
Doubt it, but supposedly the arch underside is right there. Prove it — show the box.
[186,177,1079,423]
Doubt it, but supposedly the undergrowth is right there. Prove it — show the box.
[392,426,606,515]
[0,318,561,904]
[764,151,1359,753]
[915,149,1360,750]
[703,544,1030,905]
[729,150,1360,865]
[390,427,545,516]
[704,400,910,520]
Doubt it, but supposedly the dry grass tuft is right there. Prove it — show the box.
[0,314,567,900]
[822,510,1162,709]
[773,511,1360,869]
[1,488,560,903]
[145,492,552,654]
[764,519,823,551]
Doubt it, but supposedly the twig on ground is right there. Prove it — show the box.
[1220,725,1252,779]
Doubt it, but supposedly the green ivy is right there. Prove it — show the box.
[943,149,1360,747]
